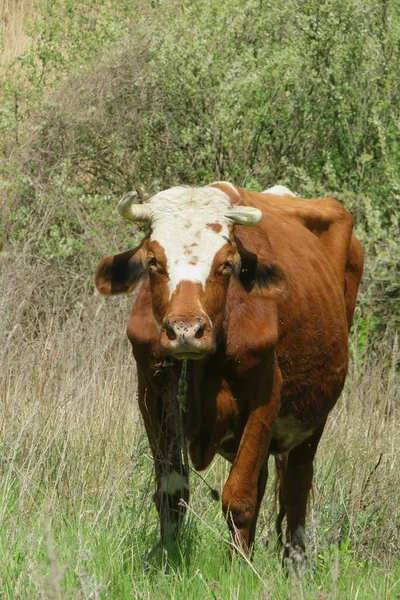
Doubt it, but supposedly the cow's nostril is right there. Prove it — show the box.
[165,324,177,341]
[194,323,206,339]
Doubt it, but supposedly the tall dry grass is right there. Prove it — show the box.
[0,250,142,532]
[0,250,399,597]
[0,0,34,65]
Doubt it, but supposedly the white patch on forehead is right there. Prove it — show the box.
[263,185,296,197]
[149,186,233,295]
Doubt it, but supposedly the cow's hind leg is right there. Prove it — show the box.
[274,452,288,549]
[279,424,325,570]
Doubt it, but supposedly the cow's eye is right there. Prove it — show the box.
[147,257,158,269]
[223,261,234,274]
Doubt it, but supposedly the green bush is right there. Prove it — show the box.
[2,0,399,338]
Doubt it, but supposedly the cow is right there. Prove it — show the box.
[95,182,363,565]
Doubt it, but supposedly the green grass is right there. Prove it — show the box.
[1,456,399,599]
[0,457,399,599]
[0,255,399,598]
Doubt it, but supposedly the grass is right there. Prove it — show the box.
[1,253,399,599]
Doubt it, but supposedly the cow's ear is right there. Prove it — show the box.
[236,238,287,299]
[239,260,287,299]
[95,241,148,296]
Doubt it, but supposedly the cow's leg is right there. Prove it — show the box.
[280,423,325,569]
[247,460,269,555]
[274,452,288,549]
[221,362,281,555]
[137,365,189,545]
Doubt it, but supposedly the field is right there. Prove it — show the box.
[1,1,400,598]
[0,254,399,599]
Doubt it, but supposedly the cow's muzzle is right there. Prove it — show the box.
[159,314,215,359]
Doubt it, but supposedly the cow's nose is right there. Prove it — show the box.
[164,320,206,343]
[160,315,214,358]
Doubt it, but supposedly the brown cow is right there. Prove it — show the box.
[95,182,363,565]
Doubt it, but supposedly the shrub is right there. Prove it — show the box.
[1,0,399,337]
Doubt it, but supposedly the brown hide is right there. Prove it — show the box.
[97,184,363,559]
[231,190,354,418]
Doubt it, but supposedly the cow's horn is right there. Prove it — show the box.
[225,206,262,226]
[117,191,152,222]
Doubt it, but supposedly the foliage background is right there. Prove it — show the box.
[0,0,399,597]
[1,0,399,339]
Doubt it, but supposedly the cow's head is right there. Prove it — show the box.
[95,184,285,359]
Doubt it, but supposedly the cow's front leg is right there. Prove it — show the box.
[137,364,189,545]
[222,362,281,555]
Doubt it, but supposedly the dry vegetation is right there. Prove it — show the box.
[0,0,34,65]
[1,250,399,598]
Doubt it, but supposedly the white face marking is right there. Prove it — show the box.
[263,185,296,197]
[149,186,233,296]
[160,470,189,495]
